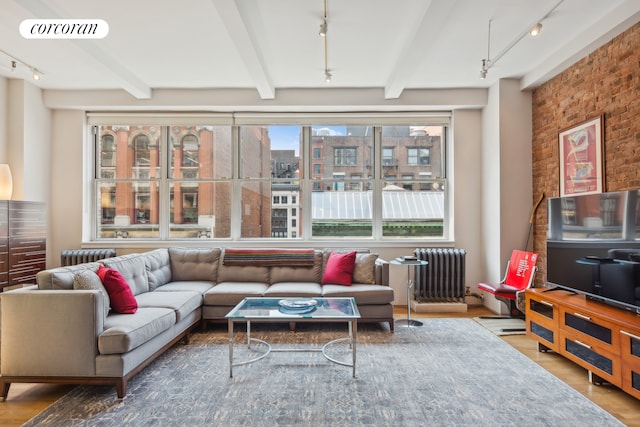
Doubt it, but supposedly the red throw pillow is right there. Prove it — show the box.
[97,265,138,314]
[322,251,357,286]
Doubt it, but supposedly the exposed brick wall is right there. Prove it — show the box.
[531,21,640,285]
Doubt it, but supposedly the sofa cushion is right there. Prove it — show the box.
[154,281,215,294]
[203,282,269,306]
[270,251,323,284]
[101,254,149,295]
[322,251,356,286]
[36,262,102,290]
[263,282,322,298]
[73,269,111,318]
[169,247,220,282]
[321,283,394,304]
[217,251,270,283]
[136,291,202,322]
[144,248,172,291]
[97,265,138,314]
[353,253,379,284]
[99,307,175,354]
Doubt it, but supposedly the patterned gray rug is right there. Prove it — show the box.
[23,318,623,427]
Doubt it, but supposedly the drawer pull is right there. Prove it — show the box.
[621,330,640,341]
[573,312,592,321]
[538,300,554,307]
[573,340,592,349]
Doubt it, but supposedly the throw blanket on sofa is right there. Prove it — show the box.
[223,248,316,266]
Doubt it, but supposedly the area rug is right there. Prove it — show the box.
[473,317,527,335]
[22,319,623,427]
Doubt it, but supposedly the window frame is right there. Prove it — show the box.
[88,113,451,243]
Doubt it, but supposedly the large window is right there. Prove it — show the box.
[311,125,373,237]
[381,126,444,237]
[90,114,449,241]
[94,124,232,239]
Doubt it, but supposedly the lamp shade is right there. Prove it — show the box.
[0,164,14,200]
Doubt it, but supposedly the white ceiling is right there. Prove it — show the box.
[1,0,640,101]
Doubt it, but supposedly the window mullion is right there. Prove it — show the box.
[301,126,312,240]
[159,126,170,240]
[372,126,383,239]
[90,125,99,241]
[230,126,241,240]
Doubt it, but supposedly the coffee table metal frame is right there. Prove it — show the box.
[225,297,360,378]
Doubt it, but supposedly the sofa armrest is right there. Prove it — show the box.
[375,258,390,286]
[1,288,104,377]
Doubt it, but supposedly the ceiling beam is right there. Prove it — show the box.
[211,0,275,100]
[15,0,152,99]
[384,0,458,100]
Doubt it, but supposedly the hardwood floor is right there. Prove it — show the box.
[1,306,639,426]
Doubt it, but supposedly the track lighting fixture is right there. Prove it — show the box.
[479,20,492,80]
[0,49,43,82]
[320,0,331,83]
[479,59,489,80]
[530,23,542,37]
[479,0,564,80]
[319,19,327,37]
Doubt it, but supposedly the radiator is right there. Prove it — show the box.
[413,248,466,303]
[60,249,117,266]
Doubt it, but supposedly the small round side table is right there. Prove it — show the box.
[390,259,428,327]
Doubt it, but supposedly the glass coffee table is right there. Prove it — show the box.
[225,297,360,378]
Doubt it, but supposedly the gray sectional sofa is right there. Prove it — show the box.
[0,247,393,400]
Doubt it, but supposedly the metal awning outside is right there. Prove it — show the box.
[311,191,444,220]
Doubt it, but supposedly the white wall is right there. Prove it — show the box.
[0,77,7,162]
[452,110,484,290]
[6,80,51,202]
[48,109,85,267]
[481,79,533,314]
[22,82,51,202]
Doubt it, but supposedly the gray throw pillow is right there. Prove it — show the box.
[74,269,110,318]
[353,253,378,284]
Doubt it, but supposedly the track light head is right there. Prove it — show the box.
[320,0,331,82]
[31,69,40,80]
[479,59,489,80]
[319,20,327,37]
[10,61,17,72]
[530,22,542,37]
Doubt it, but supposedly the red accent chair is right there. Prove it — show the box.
[477,250,538,318]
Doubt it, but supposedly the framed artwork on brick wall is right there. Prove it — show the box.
[559,115,604,197]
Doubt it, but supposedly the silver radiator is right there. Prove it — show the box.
[61,249,116,266]
[414,248,466,303]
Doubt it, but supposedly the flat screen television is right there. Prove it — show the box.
[546,189,640,313]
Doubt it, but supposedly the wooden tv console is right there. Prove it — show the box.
[525,287,640,400]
